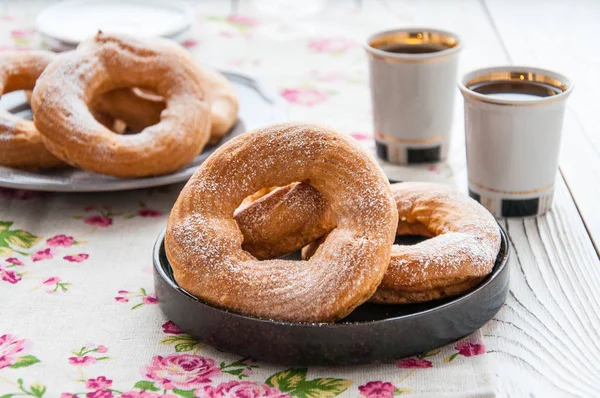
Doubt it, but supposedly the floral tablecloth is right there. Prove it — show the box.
[1,2,494,397]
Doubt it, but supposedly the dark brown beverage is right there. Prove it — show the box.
[378,43,449,54]
[470,80,562,99]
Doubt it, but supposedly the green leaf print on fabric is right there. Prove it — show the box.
[0,221,40,256]
[0,379,46,398]
[219,358,258,379]
[160,335,203,353]
[133,380,160,391]
[28,382,46,397]
[115,288,158,310]
[159,322,204,353]
[266,368,352,398]
[418,349,441,358]
[9,354,40,369]
[172,388,196,398]
[266,368,305,392]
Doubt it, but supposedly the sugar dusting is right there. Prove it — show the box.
[390,232,497,285]
[252,179,501,294]
[385,182,501,288]
[0,116,18,141]
[168,123,397,322]
[0,51,54,142]
[31,32,209,172]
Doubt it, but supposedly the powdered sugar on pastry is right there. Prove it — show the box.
[0,51,63,168]
[31,32,211,177]
[239,179,501,304]
[166,122,398,323]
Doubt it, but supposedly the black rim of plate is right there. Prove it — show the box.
[153,223,510,364]
[153,224,509,327]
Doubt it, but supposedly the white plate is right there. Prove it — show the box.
[39,26,191,52]
[36,0,194,46]
[0,71,288,192]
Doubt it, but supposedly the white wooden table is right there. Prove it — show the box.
[379,1,600,395]
[426,1,600,395]
[0,1,598,397]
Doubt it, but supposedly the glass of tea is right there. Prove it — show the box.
[459,66,573,218]
[365,28,462,165]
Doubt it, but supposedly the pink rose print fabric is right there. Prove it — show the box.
[142,295,158,304]
[0,334,42,395]
[43,276,60,285]
[158,321,203,354]
[445,340,487,362]
[42,276,71,293]
[1,257,24,284]
[68,356,97,366]
[162,321,184,335]
[64,253,89,262]
[308,37,356,53]
[0,334,29,369]
[115,288,158,309]
[47,234,75,247]
[227,15,258,27]
[32,248,53,262]
[280,88,328,106]
[1,267,21,284]
[143,354,221,390]
[84,215,113,227]
[68,344,109,366]
[350,132,370,141]
[85,376,112,390]
[6,257,23,266]
[138,209,162,218]
[182,39,199,49]
[200,381,291,398]
[74,203,164,226]
[456,341,486,357]
[397,357,433,368]
[358,381,396,398]
[11,28,34,39]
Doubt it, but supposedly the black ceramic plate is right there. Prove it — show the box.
[153,226,510,365]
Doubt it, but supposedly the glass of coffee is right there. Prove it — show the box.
[459,66,573,217]
[365,28,462,165]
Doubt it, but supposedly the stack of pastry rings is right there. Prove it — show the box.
[0,32,239,176]
[235,181,502,304]
[166,122,501,322]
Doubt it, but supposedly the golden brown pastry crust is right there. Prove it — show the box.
[238,181,501,304]
[238,186,279,209]
[31,32,211,178]
[91,88,164,134]
[166,123,398,323]
[0,51,63,169]
[92,67,238,144]
[370,182,501,303]
[234,182,335,259]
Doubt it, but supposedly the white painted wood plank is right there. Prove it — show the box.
[487,176,600,396]
[377,0,600,395]
[485,0,600,252]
